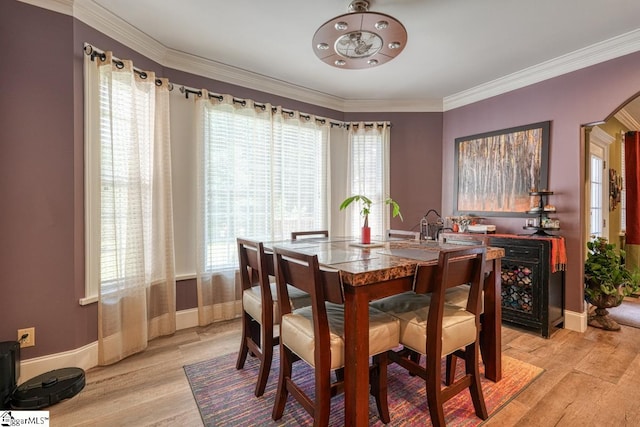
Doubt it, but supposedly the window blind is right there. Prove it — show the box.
[99,73,155,286]
[200,104,327,271]
[349,130,385,236]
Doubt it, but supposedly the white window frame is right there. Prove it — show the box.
[589,126,615,240]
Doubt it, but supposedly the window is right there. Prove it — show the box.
[347,126,388,237]
[84,54,164,303]
[199,102,328,272]
[590,153,604,238]
[588,128,614,240]
[98,77,155,286]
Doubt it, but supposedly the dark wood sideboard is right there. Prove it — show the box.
[442,232,565,338]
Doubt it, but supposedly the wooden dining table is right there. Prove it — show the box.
[266,236,505,427]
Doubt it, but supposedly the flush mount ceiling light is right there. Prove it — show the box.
[312,0,407,69]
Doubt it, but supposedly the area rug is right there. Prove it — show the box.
[184,349,543,426]
[609,297,640,329]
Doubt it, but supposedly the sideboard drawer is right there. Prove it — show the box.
[503,245,541,261]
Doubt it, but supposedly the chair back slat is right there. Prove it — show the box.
[387,229,420,240]
[274,248,320,319]
[413,248,484,301]
[435,247,485,312]
[320,269,344,304]
[291,230,329,240]
[279,253,319,296]
[237,238,271,295]
[443,256,477,290]
[413,266,435,294]
[443,249,485,314]
[274,247,344,304]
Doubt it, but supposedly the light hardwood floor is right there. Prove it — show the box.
[47,319,640,426]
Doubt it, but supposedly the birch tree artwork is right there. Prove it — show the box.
[456,123,548,213]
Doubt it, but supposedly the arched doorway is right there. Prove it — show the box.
[583,92,640,328]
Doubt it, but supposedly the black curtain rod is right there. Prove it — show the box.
[84,44,390,129]
[178,86,389,129]
[84,44,173,90]
[179,86,335,126]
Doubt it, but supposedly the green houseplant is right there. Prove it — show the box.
[339,195,402,244]
[584,236,640,330]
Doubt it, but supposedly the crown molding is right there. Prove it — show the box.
[162,49,349,112]
[340,98,443,113]
[164,49,444,112]
[615,108,640,131]
[72,0,167,65]
[590,126,616,146]
[444,28,640,111]
[20,0,640,114]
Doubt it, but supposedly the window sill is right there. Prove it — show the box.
[79,275,195,306]
[79,295,98,305]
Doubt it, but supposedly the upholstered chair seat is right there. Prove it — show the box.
[372,284,483,313]
[281,302,400,370]
[242,283,310,326]
[372,292,475,357]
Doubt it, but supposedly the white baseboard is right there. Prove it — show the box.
[564,307,588,333]
[19,341,99,384]
[176,307,199,330]
[19,307,201,382]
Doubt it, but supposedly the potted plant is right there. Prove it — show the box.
[584,236,640,330]
[339,195,403,244]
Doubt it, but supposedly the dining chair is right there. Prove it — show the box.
[377,250,487,385]
[235,238,311,397]
[371,247,488,427]
[386,229,420,240]
[290,230,329,240]
[271,246,400,426]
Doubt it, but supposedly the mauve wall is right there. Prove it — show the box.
[0,1,94,359]
[442,53,640,313]
[0,1,438,358]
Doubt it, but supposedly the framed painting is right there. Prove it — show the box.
[453,121,550,217]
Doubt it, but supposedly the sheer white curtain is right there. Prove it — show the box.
[194,92,329,326]
[346,122,391,237]
[95,52,176,365]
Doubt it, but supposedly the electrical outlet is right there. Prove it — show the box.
[17,327,35,348]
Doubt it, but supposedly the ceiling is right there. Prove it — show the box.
[75,0,640,111]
